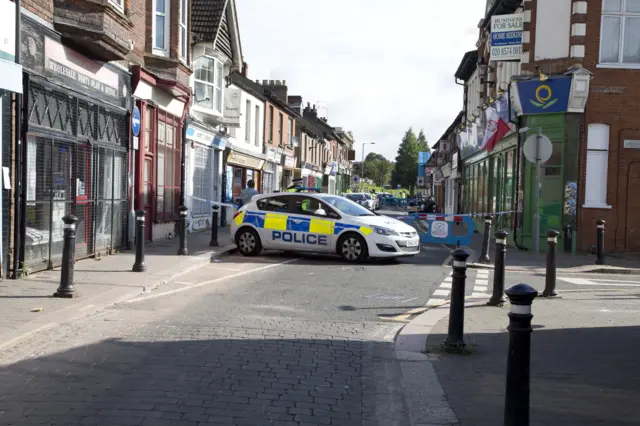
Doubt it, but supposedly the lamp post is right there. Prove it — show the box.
[361,142,375,189]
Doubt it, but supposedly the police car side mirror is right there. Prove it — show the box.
[314,209,327,216]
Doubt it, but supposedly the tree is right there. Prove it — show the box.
[417,130,430,153]
[392,128,421,193]
[358,152,393,187]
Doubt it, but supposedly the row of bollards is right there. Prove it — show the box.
[55,204,223,298]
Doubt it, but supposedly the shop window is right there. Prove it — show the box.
[153,0,170,56]
[156,111,181,220]
[193,56,224,114]
[192,145,213,216]
[584,123,611,208]
[600,0,640,66]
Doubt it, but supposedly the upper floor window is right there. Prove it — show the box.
[245,100,252,143]
[254,105,260,147]
[179,0,188,60]
[600,0,640,65]
[194,56,223,114]
[287,117,293,147]
[267,105,274,142]
[109,0,124,11]
[153,0,170,56]
[278,113,283,145]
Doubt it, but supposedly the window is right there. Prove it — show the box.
[291,196,338,218]
[192,145,213,216]
[278,112,283,145]
[156,110,181,220]
[245,100,252,143]
[254,105,260,146]
[194,57,223,113]
[153,0,170,56]
[109,0,124,11]
[600,0,640,65]
[267,105,274,142]
[179,0,188,59]
[257,196,290,212]
[584,123,611,208]
[287,117,293,147]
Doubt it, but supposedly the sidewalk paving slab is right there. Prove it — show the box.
[398,290,640,426]
[0,228,235,351]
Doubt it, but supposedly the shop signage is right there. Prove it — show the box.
[330,161,337,176]
[624,140,640,149]
[514,76,572,115]
[131,106,141,137]
[284,156,296,169]
[227,151,264,170]
[186,125,226,150]
[304,162,314,170]
[417,176,424,186]
[44,37,119,99]
[266,147,276,162]
[0,0,22,93]
[221,88,241,127]
[490,13,523,61]
[324,166,332,175]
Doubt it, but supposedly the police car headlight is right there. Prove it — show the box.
[371,226,399,236]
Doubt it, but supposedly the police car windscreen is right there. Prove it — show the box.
[324,196,374,217]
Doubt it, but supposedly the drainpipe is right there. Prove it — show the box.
[12,0,23,278]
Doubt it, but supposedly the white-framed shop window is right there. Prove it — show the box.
[584,123,612,208]
[153,0,170,56]
[599,0,640,67]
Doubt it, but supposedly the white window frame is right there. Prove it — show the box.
[153,0,170,56]
[193,56,224,115]
[109,0,124,11]
[254,105,260,147]
[583,123,613,209]
[245,99,252,143]
[179,0,188,60]
[598,0,640,68]
[287,117,293,147]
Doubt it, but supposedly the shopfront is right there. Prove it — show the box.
[263,147,282,194]
[226,149,265,203]
[281,154,296,189]
[323,162,337,194]
[184,122,226,231]
[20,16,131,272]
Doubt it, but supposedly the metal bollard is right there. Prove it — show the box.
[542,229,559,297]
[478,215,493,264]
[504,284,538,426]
[443,249,470,353]
[132,210,146,272]
[595,219,605,265]
[54,215,79,298]
[488,230,508,306]
[210,205,219,247]
[177,205,189,256]
[563,224,572,253]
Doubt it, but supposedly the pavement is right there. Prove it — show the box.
[0,227,234,352]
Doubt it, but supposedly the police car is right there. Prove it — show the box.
[231,192,420,262]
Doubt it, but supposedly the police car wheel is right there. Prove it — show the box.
[235,228,262,256]
[337,233,368,262]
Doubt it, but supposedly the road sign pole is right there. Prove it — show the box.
[533,128,541,255]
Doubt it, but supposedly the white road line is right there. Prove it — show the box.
[443,277,453,282]
[559,277,640,287]
[440,282,452,289]
[426,298,448,307]
[78,304,95,312]
[124,258,300,303]
[432,289,450,297]
[475,279,489,285]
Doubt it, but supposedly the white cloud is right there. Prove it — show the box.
[236,0,485,160]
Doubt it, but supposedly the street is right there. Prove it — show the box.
[2,238,640,426]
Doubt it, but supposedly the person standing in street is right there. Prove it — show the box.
[240,180,259,206]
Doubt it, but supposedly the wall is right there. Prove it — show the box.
[264,100,295,157]
[227,84,264,157]
[533,0,571,61]
[466,67,482,117]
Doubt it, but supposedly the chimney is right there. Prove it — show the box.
[288,95,303,115]
[242,62,248,77]
[269,79,275,85]
[303,103,318,121]
[262,79,268,85]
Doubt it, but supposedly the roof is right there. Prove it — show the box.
[192,0,227,42]
[439,112,464,141]
[265,90,300,118]
[454,50,478,82]
[229,72,268,101]
[481,0,522,29]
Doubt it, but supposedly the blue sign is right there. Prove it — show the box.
[353,176,359,183]
[418,151,431,165]
[131,106,141,137]
[516,76,572,115]
[491,31,522,47]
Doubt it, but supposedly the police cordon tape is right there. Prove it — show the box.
[185,195,239,210]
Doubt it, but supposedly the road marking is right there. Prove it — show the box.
[432,289,450,297]
[124,258,299,303]
[440,282,452,289]
[559,277,640,287]
[78,304,95,312]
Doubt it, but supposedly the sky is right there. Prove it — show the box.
[236,0,486,161]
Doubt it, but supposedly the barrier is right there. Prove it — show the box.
[398,213,477,246]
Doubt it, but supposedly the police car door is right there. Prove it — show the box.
[258,195,292,250]
[288,196,336,252]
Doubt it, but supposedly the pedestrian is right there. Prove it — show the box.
[240,180,259,206]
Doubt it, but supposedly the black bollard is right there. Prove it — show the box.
[478,215,493,264]
[504,283,538,426]
[177,205,189,256]
[488,230,508,306]
[443,248,470,353]
[210,205,219,247]
[132,210,146,272]
[595,219,605,265]
[563,224,572,253]
[542,229,559,297]
[54,215,79,298]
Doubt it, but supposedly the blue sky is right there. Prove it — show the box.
[236,0,486,161]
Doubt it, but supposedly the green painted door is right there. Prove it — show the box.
[520,114,565,252]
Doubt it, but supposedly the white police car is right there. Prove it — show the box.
[230,192,420,262]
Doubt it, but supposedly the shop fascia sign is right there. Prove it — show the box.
[510,68,592,116]
[186,125,226,150]
[284,156,296,169]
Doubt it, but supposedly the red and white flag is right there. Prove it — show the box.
[481,107,510,153]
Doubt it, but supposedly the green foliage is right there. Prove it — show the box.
[417,129,430,153]
[363,153,393,187]
[392,128,427,194]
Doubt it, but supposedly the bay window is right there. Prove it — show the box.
[153,0,170,56]
[179,0,188,59]
[156,110,181,220]
[600,0,640,65]
[194,56,224,113]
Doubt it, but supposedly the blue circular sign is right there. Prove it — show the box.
[353,175,359,183]
[131,106,141,137]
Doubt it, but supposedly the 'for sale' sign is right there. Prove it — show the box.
[490,13,524,61]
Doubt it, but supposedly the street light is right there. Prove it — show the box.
[361,142,376,186]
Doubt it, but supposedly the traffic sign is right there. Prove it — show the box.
[523,133,552,164]
[131,106,141,137]
[353,175,359,183]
